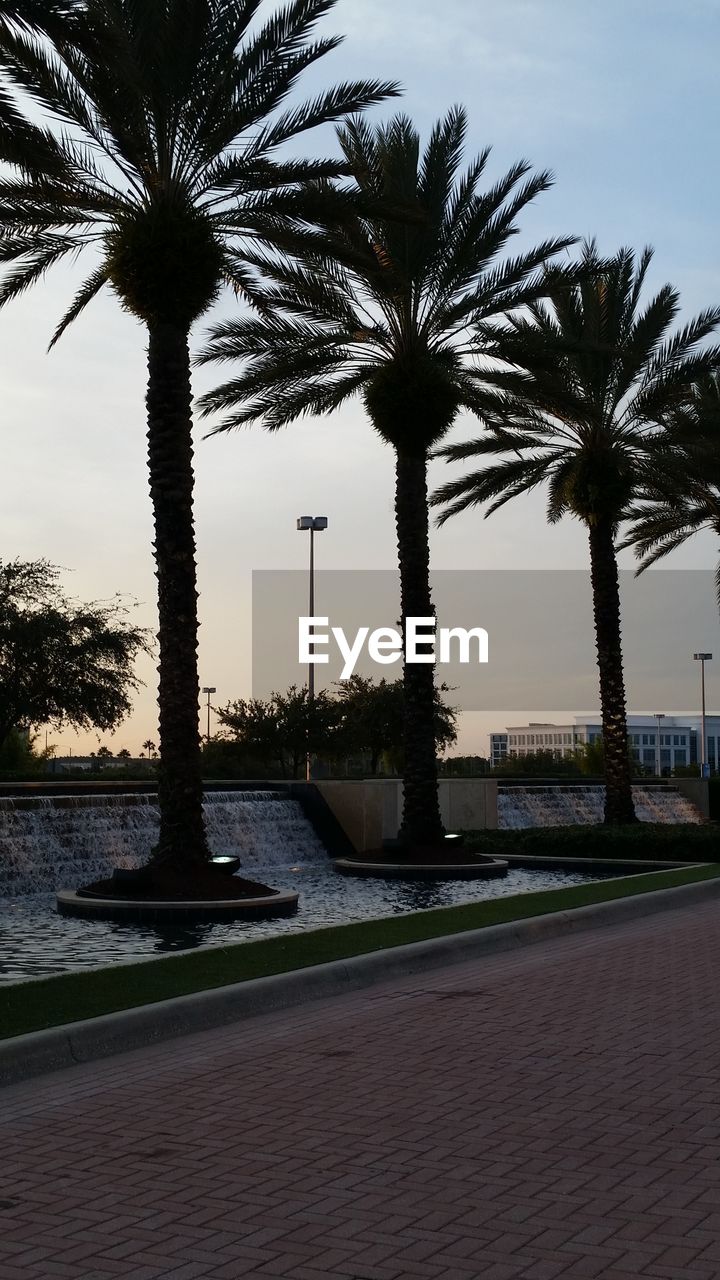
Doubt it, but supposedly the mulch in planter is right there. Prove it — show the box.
[77,863,277,902]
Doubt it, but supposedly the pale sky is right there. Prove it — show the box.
[3,0,719,757]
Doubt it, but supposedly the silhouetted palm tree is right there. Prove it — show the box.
[432,244,720,823]
[0,0,396,872]
[621,371,720,607]
[198,107,574,846]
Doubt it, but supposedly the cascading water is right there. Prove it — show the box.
[0,791,328,896]
[497,783,703,829]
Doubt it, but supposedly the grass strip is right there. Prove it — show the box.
[2,862,719,1041]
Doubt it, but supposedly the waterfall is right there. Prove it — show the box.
[497,784,702,830]
[0,791,328,897]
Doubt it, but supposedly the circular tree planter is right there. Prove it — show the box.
[333,855,508,882]
[56,886,299,923]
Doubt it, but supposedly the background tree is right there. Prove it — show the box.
[214,677,456,777]
[333,676,401,773]
[433,244,720,823]
[492,750,582,778]
[0,0,396,874]
[142,739,157,759]
[0,728,45,777]
[334,675,457,774]
[116,747,131,760]
[200,107,574,845]
[217,686,340,778]
[438,754,490,777]
[0,559,147,749]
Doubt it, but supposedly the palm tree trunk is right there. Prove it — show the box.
[587,517,637,824]
[146,321,209,867]
[394,449,444,846]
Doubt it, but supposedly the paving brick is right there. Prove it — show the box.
[3,902,720,1278]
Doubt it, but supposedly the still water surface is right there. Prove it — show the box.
[0,862,616,983]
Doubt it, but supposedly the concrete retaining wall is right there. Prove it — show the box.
[315,779,498,851]
[674,778,711,819]
[314,777,710,852]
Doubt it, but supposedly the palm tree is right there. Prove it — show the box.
[0,0,396,875]
[432,244,720,823]
[197,108,574,847]
[620,371,720,606]
[142,739,158,759]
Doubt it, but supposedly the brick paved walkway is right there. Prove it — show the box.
[2,901,720,1280]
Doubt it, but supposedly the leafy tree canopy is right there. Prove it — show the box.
[333,675,457,773]
[216,677,457,778]
[0,0,398,335]
[432,243,720,534]
[198,106,576,450]
[620,370,720,607]
[0,559,149,746]
[217,685,339,778]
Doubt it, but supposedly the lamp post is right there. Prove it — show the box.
[297,516,328,780]
[693,653,712,776]
[654,713,664,778]
[201,687,216,744]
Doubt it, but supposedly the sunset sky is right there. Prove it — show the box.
[3,0,719,757]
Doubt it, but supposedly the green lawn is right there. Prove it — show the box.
[2,862,718,1041]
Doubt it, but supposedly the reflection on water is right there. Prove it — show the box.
[0,863,615,983]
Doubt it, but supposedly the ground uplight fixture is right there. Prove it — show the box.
[693,653,713,776]
[297,516,328,780]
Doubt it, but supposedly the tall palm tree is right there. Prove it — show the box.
[198,108,575,847]
[0,0,396,874]
[620,371,720,606]
[432,244,720,823]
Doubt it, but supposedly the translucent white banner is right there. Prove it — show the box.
[252,570,718,712]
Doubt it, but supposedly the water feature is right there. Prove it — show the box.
[497,783,702,829]
[0,788,625,984]
[0,791,326,896]
[0,865,621,984]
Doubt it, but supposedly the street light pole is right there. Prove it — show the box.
[201,686,216,745]
[653,713,664,777]
[693,654,712,776]
[297,516,328,780]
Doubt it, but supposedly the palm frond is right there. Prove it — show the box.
[0,235,76,304]
[49,263,109,347]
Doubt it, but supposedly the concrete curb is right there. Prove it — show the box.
[1,873,719,1088]
[333,856,508,880]
[56,887,299,922]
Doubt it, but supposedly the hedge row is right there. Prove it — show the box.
[463,823,719,862]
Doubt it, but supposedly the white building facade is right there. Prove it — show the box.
[490,714,720,775]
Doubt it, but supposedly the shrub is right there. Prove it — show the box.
[463,823,719,863]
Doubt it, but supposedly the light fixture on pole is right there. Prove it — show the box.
[653,713,664,777]
[201,687,216,744]
[297,516,328,780]
[693,653,712,777]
